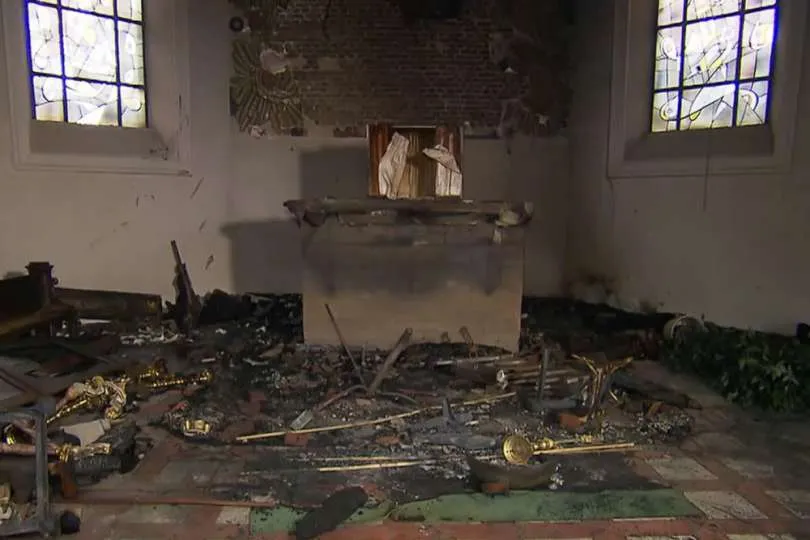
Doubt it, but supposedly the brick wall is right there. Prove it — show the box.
[231,0,572,134]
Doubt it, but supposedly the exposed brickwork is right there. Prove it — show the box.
[232,0,572,132]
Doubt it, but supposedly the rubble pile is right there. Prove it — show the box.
[0,253,705,535]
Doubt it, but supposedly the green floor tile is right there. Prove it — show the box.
[250,488,701,534]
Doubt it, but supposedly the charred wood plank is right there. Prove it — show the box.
[55,288,162,322]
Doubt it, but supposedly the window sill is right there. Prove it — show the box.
[611,125,790,178]
[11,150,192,177]
[10,121,192,176]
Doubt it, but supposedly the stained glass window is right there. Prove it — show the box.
[652,0,777,132]
[25,0,146,128]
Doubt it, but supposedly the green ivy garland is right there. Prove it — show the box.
[662,324,810,412]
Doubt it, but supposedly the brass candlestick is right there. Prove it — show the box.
[3,363,211,447]
[534,442,635,455]
[57,442,112,462]
[47,394,105,425]
[47,375,127,427]
[103,379,127,420]
[502,434,595,464]
[134,359,169,383]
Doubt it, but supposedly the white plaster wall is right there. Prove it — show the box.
[0,2,232,301]
[0,3,568,300]
[566,1,810,334]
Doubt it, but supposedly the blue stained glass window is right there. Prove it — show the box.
[25,0,147,128]
[652,0,777,132]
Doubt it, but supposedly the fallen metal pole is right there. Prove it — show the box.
[236,392,515,443]
[0,409,57,537]
[75,494,279,508]
[324,303,365,386]
[367,328,413,395]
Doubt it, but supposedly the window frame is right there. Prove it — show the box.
[1,0,192,176]
[25,0,150,129]
[608,0,807,178]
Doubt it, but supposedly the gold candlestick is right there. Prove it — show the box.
[57,442,112,462]
[502,434,595,464]
[47,395,99,425]
[534,442,636,455]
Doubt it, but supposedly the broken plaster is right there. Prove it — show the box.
[259,48,290,75]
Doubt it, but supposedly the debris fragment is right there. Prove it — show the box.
[367,328,412,394]
[662,314,705,341]
[0,257,707,520]
[235,393,515,442]
[289,409,314,431]
[170,240,202,333]
[613,371,702,410]
[61,419,110,447]
[294,486,368,540]
[466,455,559,493]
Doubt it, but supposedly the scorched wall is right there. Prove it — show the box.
[0,1,569,301]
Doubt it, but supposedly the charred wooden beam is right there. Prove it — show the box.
[0,262,56,321]
[55,288,162,322]
[171,240,201,333]
[0,304,75,341]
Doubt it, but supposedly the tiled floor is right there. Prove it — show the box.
[646,457,718,481]
[50,376,810,540]
[766,491,810,520]
[720,459,776,480]
[57,437,810,539]
[682,491,768,520]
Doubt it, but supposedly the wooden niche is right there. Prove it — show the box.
[368,124,462,198]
